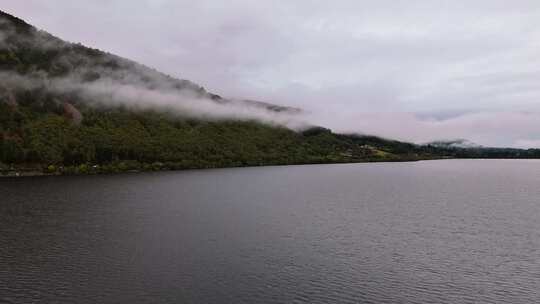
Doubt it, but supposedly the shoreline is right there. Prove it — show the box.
[3,157,540,178]
[1,157,447,178]
[7,157,540,178]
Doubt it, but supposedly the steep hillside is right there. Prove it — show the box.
[0,10,299,112]
[2,10,537,176]
[0,10,436,175]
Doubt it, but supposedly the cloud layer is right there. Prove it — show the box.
[3,1,540,147]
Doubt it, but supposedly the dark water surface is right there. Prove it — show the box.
[2,160,540,303]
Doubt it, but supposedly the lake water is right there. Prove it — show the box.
[2,160,540,303]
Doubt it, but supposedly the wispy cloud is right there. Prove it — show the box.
[3,1,540,146]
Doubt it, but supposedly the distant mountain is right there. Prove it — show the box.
[0,10,539,175]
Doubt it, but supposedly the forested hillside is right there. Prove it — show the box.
[1,10,539,176]
[0,10,435,175]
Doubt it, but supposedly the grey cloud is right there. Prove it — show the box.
[3,0,540,146]
[306,111,540,148]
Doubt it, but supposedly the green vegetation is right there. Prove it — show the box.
[0,100,433,175]
[0,9,436,176]
[1,9,539,176]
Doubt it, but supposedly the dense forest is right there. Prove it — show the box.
[1,10,539,176]
[1,98,435,175]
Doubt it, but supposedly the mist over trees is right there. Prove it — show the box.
[0,10,423,173]
[1,10,539,175]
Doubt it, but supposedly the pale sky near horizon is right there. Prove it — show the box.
[3,1,540,147]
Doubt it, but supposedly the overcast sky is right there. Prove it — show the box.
[4,1,540,147]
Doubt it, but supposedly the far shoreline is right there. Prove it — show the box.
[0,157,443,178]
[4,157,540,178]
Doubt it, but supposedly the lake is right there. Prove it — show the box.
[2,160,540,303]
